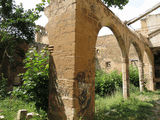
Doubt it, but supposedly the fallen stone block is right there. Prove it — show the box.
[0,115,5,120]
[26,112,39,120]
[16,109,27,120]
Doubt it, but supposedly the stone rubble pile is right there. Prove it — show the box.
[16,109,39,120]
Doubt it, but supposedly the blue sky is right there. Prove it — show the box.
[15,0,160,36]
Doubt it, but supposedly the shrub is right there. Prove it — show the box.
[95,65,140,97]
[110,71,122,88]
[95,70,122,96]
[12,47,49,112]
[129,65,139,87]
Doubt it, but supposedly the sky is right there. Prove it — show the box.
[15,0,160,36]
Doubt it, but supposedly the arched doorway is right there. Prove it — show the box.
[96,27,123,73]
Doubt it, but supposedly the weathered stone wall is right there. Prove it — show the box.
[45,0,77,119]
[96,35,139,73]
[35,25,49,44]
[95,34,153,89]
[141,14,160,85]
[141,14,160,47]
[45,0,156,119]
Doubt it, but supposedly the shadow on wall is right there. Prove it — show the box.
[48,55,67,120]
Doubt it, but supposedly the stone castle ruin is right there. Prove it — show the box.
[44,0,158,119]
[1,0,160,119]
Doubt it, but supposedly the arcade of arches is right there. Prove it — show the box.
[44,0,159,119]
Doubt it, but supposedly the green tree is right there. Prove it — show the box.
[0,0,48,61]
[103,0,129,9]
[0,0,48,87]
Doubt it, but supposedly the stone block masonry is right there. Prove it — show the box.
[45,0,155,119]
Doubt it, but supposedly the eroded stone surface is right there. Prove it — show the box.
[45,0,155,119]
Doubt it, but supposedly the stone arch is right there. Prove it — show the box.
[96,27,123,73]
[96,24,130,98]
[107,26,130,98]
[131,42,144,62]
[129,42,145,91]
[143,48,155,91]
[74,23,128,119]
[107,26,127,58]
[45,0,154,119]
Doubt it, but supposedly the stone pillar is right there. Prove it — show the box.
[138,61,144,92]
[148,64,155,91]
[45,0,99,119]
[46,0,77,119]
[122,57,130,99]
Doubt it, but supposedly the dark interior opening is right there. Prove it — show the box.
[154,49,160,78]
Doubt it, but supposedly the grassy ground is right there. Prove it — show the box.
[1,86,160,120]
[95,86,160,120]
[0,97,47,120]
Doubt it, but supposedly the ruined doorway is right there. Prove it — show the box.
[152,48,160,89]
[154,49,160,78]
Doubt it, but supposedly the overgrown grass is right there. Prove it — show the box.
[95,86,160,120]
[0,97,47,120]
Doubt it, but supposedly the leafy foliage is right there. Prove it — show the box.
[95,66,139,96]
[95,70,122,96]
[0,0,49,82]
[103,0,129,9]
[12,47,49,112]
[0,0,40,59]
[129,65,139,87]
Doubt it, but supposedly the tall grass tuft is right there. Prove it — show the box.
[95,86,155,120]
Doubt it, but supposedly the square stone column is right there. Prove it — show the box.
[45,0,100,119]
[138,61,145,92]
[148,64,155,91]
[122,57,130,99]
